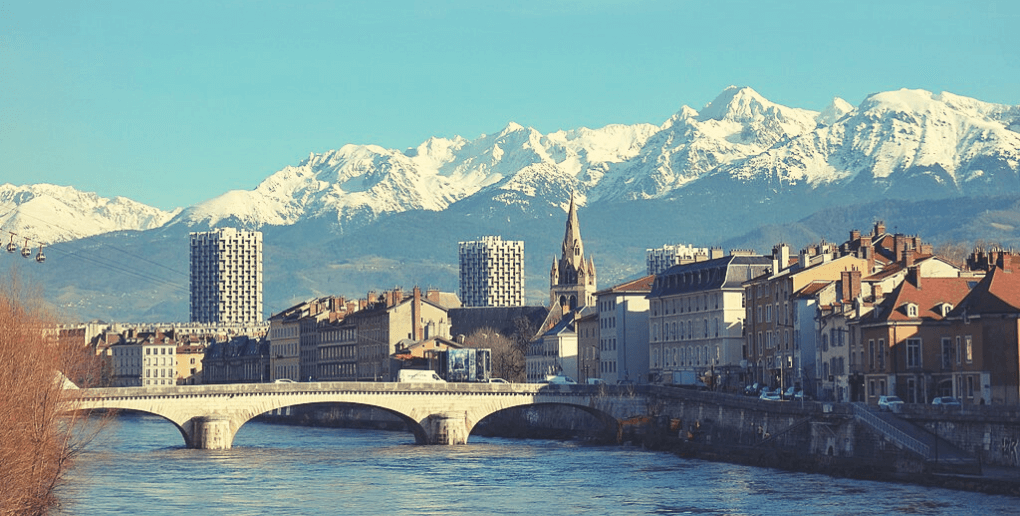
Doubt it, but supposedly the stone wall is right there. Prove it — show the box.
[901,404,1020,467]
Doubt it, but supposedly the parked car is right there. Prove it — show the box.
[877,395,904,412]
[487,378,509,384]
[273,378,296,384]
[932,396,962,407]
[759,389,782,402]
[744,383,762,396]
[544,375,577,385]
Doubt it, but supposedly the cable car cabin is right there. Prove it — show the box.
[20,238,30,257]
[35,245,45,263]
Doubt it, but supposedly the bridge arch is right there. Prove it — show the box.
[465,400,621,442]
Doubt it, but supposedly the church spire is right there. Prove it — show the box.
[550,192,596,310]
[561,192,584,270]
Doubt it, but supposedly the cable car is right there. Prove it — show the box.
[5,233,15,253]
[20,238,31,258]
[35,244,45,263]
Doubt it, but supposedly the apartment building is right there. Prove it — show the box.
[650,253,770,389]
[459,236,524,307]
[595,275,653,384]
[190,228,263,324]
[646,244,715,275]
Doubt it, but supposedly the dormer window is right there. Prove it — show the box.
[904,302,918,318]
[939,303,953,317]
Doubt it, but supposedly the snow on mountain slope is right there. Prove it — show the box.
[170,121,659,229]
[11,87,1020,243]
[719,89,1020,195]
[0,184,180,244]
[592,86,821,200]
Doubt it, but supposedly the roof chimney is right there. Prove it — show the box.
[908,265,921,289]
[902,248,915,268]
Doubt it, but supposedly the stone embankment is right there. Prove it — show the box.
[627,386,1020,496]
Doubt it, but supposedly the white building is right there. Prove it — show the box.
[190,228,263,324]
[110,335,178,386]
[649,254,771,389]
[646,244,717,276]
[458,236,524,307]
[526,312,578,383]
[596,276,653,384]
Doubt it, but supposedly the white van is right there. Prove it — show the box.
[544,375,577,385]
[397,369,446,383]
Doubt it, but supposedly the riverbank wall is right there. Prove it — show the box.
[630,386,1020,496]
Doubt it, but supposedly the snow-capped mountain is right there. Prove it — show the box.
[167,121,659,230]
[10,86,1020,322]
[0,184,180,245]
[720,89,1020,196]
[6,86,1020,244]
[164,85,1020,233]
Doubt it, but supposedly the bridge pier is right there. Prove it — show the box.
[189,415,235,450]
[424,411,468,445]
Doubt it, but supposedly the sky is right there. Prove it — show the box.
[2,0,1017,211]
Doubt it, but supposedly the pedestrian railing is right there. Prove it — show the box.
[851,402,931,459]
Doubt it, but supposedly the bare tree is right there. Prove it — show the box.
[932,241,971,269]
[0,271,104,515]
[463,327,526,382]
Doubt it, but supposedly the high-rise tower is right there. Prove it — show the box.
[549,194,596,310]
[458,236,525,307]
[190,228,263,324]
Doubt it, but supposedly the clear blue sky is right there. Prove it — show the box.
[2,0,1017,210]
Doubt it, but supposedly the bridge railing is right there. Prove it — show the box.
[76,381,650,400]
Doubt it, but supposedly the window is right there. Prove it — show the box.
[877,339,886,369]
[941,337,952,370]
[906,338,921,368]
[965,335,973,363]
[906,304,918,317]
[956,336,962,365]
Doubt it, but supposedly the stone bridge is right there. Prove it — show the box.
[76,382,649,449]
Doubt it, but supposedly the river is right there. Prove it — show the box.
[58,414,1017,515]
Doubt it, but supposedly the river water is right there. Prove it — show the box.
[59,414,1017,515]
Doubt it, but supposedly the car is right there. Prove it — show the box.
[784,386,805,400]
[759,388,782,401]
[487,378,509,384]
[273,378,296,384]
[932,396,962,407]
[544,375,577,385]
[744,383,762,396]
[586,378,605,385]
[877,395,904,412]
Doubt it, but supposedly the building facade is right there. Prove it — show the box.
[190,228,263,324]
[459,236,524,307]
[596,276,653,384]
[646,244,716,275]
[650,253,770,390]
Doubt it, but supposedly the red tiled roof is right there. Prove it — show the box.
[794,281,831,298]
[954,265,1020,314]
[881,277,974,322]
